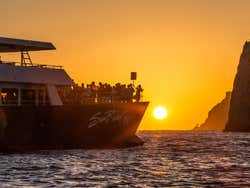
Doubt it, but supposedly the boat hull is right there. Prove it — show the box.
[0,102,148,151]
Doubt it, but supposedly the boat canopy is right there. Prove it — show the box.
[0,37,55,53]
[0,63,74,86]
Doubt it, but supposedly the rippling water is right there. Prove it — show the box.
[0,131,249,187]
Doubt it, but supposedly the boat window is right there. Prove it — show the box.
[21,89,36,105]
[1,88,18,105]
[38,89,50,106]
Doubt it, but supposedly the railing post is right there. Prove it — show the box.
[0,88,2,105]
[18,88,21,106]
[35,89,39,106]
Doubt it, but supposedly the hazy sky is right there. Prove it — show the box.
[1,0,250,130]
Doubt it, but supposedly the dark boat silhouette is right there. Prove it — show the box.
[0,37,148,151]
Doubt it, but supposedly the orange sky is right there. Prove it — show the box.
[1,0,250,130]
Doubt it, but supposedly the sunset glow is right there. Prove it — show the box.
[0,1,248,187]
[1,0,250,130]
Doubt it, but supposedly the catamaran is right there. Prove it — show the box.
[0,37,148,151]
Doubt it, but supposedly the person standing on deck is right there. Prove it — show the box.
[135,85,143,102]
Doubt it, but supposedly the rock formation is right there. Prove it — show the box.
[225,42,250,132]
[194,92,231,131]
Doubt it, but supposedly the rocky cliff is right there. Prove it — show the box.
[194,92,231,131]
[225,42,250,132]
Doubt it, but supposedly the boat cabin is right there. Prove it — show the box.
[0,37,74,106]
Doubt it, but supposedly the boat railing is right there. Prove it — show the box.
[0,61,63,69]
[1,99,18,106]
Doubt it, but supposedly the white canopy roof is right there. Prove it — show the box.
[0,63,74,86]
[0,37,56,52]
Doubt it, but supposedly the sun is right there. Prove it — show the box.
[153,106,168,120]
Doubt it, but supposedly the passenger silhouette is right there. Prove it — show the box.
[57,81,142,104]
[135,85,143,102]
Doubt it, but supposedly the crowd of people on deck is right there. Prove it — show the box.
[59,82,143,104]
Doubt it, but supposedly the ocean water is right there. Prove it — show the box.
[0,131,249,187]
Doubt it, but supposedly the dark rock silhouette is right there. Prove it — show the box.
[194,92,231,131]
[226,42,250,132]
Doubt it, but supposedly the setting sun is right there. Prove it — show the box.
[153,107,168,120]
